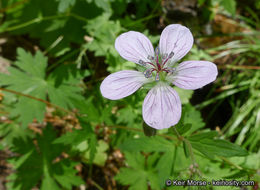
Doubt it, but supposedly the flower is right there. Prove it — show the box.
[100,24,218,130]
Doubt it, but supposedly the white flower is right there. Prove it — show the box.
[100,24,218,129]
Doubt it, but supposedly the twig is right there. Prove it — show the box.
[0,87,73,115]
[88,179,104,190]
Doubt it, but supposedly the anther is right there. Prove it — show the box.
[143,68,154,78]
[155,72,160,81]
[168,52,174,59]
[147,55,154,60]
[166,67,176,75]
[162,53,168,60]
[138,60,146,66]
[155,47,160,56]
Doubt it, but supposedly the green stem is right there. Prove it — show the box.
[172,126,182,140]
[184,139,196,165]
[0,87,73,115]
[89,179,104,190]
[171,146,178,176]
[4,12,87,32]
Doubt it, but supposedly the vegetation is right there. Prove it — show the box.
[0,0,259,189]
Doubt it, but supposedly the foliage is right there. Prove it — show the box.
[0,0,259,190]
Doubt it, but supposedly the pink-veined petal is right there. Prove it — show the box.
[159,24,193,63]
[100,70,149,100]
[142,84,181,129]
[115,31,155,65]
[171,61,218,90]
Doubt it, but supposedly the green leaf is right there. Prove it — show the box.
[119,136,174,152]
[7,126,83,190]
[190,139,248,159]
[220,0,236,16]
[41,173,60,190]
[0,48,85,126]
[56,0,76,12]
[79,140,109,166]
[115,168,147,190]
[115,152,160,190]
[0,123,33,146]
[116,106,137,126]
[187,131,218,141]
[86,0,111,12]
[183,141,190,158]
[0,48,47,127]
[72,97,101,123]
[84,13,122,57]
[174,87,193,104]
[176,124,192,135]
[53,161,84,189]
[53,126,93,146]
[155,150,175,187]
[198,0,206,6]
[175,104,205,136]
[54,117,98,164]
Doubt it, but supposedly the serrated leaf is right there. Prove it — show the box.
[175,104,205,136]
[190,139,248,159]
[155,151,175,188]
[116,106,136,126]
[56,0,76,12]
[84,13,122,57]
[7,126,83,190]
[0,48,84,126]
[86,0,111,11]
[115,152,160,190]
[41,173,60,190]
[53,127,92,146]
[80,140,109,166]
[53,161,84,189]
[119,136,174,152]
[176,124,192,135]
[183,141,190,158]
[174,87,193,104]
[187,131,218,141]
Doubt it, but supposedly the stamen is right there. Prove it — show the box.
[143,68,155,78]
[147,55,154,60]
[155,47,160,56]
[162,51,174,67]
[162,53,168,60]
[168,52,174,59]
[154,46,161,70]
[155,72,160,81]
[163,67,176,75]
[138,60,146,66]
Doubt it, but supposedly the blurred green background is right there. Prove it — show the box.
[0,0,259,189]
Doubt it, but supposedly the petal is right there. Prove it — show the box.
[100,70,148,100]
[159,24,193,63]
[171,61,218,90]
[142,84,181,129]
[115,31,154,64]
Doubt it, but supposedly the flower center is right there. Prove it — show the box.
[139,47,176,81]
